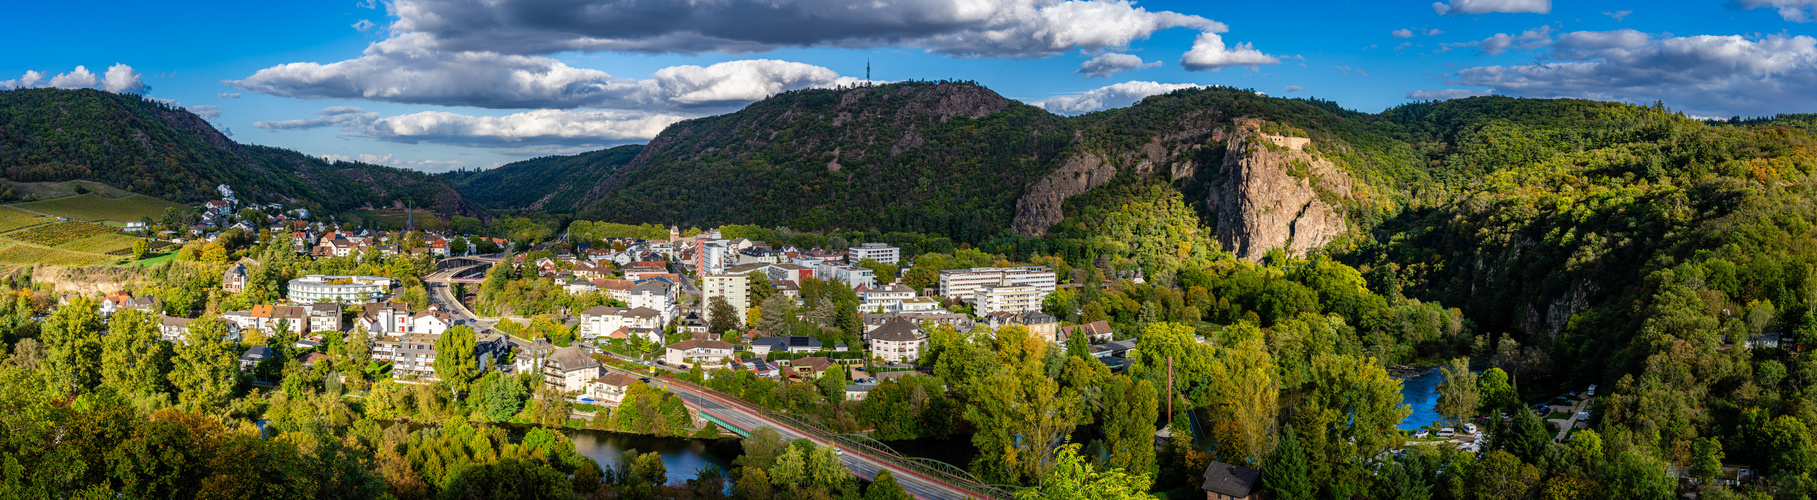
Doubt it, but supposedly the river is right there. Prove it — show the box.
[563,429,744,485]
[1396,369,1445,431]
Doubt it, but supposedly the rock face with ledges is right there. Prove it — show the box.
[1213,119,1352,261]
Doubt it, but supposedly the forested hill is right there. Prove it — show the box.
[0,88,484,218]
[443,144,642,212]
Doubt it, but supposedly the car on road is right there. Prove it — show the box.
[835,448,844,456]
[655,360,667,365]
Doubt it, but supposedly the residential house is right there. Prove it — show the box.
[304,302,343,332]
[240,345,272,371]
[843,383,878,401]
[762,263,815,286]
[585,373,641,404]
[749,336,821,356]
[628,282,675,323]
[784,356,838,380]
[544,346,602,392]
[372,333,441,379]
[663,339,736,368]
[571,262,608,279]
[411,309,453,335]
[815,262,875,289]
[701,273,748,329]
[593,278,636,302]
[1058,320,1115,343]
[863,312,974,333]
[222,263,249,293]
[982,311,1059,342]
[514,339,556,374]
[865,317,928,364]
[1200,461,1263,500]
[971,284,1047,316]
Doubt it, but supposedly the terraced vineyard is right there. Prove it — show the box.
[8,221,116,246]
[0,207,51,233]
[0,244,111,266]
[11,194,188,223]
[57,233,144,255]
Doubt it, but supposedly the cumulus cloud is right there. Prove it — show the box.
[1076,53,1159,78]
[1181,32,1279,71]
[1036,81,1203,115]
[352,19,377,31]
[2,64,147,93]
[187,105,223,120]
[1442,30,1817,117]
[262,105,686,147]
[1473,26,1555,55]
[1433,0,1550,15]
[1407,88,1495,100]
[388,0,1233,58]
[1736,0,1817,21]
[1393,29,1416,38]
[229,35,866,111]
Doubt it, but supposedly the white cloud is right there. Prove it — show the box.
[187,105,222,120]
[389,0,1236,59]
[1284,85,1304,92]
[1433,0,1550,15]
[1427,28,1448,36]
[1181,32,1279,71]
[218,92,241,99]
[1474,26,1555,55]
[1077,53,1160,78]
[1335,65,1371,77]
[1443,30,1817,117]
[1604,10,1633,21]
[229,35,866,111]
[1406,88,1495,100]
[1393,29,1416,38]
[352,19,377,31]
[1035,81,1202,115]
[262,105,687,147]
[1,64,147,94]
[1736,0,1817,21]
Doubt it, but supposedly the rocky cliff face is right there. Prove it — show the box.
[1213,119,1351,261]
[1011,119,1213,238]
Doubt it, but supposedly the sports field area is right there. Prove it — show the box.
[11,194,189,223]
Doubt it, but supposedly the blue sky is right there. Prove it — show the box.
[5,0,1815,172]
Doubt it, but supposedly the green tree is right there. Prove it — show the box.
[1013,443,1152,500]
[1100,375,1159,476]
[1262,426,1311,500]
[1601,451,1673,499]
[1475,450,1540,500]
[132,239,149,260]
[1478,368,1518,417]
[434,325,480,398]
[709,296,741,333]
[1435,357,1480,426]
[168,316,240,410]
[965,344,1084,485]
[1690,437,1724,483]
[101,309,172,399]
[865,470,912,500]
[1205,335,1278,467]
[1375,459,1431,500]
[41,296,104,394]
[1504,407,1551,463]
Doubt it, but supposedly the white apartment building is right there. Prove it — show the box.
[696,240,729,275]
[287,275,394,304]
[859,283,915,312]
[816,262,876,289]
[866,317,928,363]
[702,273,749,330]
[937,266,1057,300]
[971,284,1048,316]
[847,243,901,265]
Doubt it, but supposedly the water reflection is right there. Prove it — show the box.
[564,430,743,485]
[1397,369,1444,431]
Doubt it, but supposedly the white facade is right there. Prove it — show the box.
[938,266,1056,300]
[847,243,901,265]
[288,275,394,304]
[702,274,749,329]
[970,284,1048,316]
[816,262,876,289]
[860,284,915,312]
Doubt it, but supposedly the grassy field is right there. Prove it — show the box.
[0,244,112,266]
[57,233,144,255]
[12,194,188,223]
[5,180,140,201]
[0,206,51,233]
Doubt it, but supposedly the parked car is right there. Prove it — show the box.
[1463,423,1479,434]
[1437,428,1457,438]
[655,360,667,365]
[1577,411,1591,421]
[1457,442,1481,453]
[1586,384,1597,396]
[1414,430,1431,439]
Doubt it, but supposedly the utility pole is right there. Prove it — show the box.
[1167,355,1175,426]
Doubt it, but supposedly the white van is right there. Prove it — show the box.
[1437,427,1457,438]
[1463,423,1479,434]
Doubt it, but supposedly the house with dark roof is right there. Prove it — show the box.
[750,336,822,356]
[865,317,928,363]
[1200,460,1262,500]
[543,346,602,392]
[585,372,641,403]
